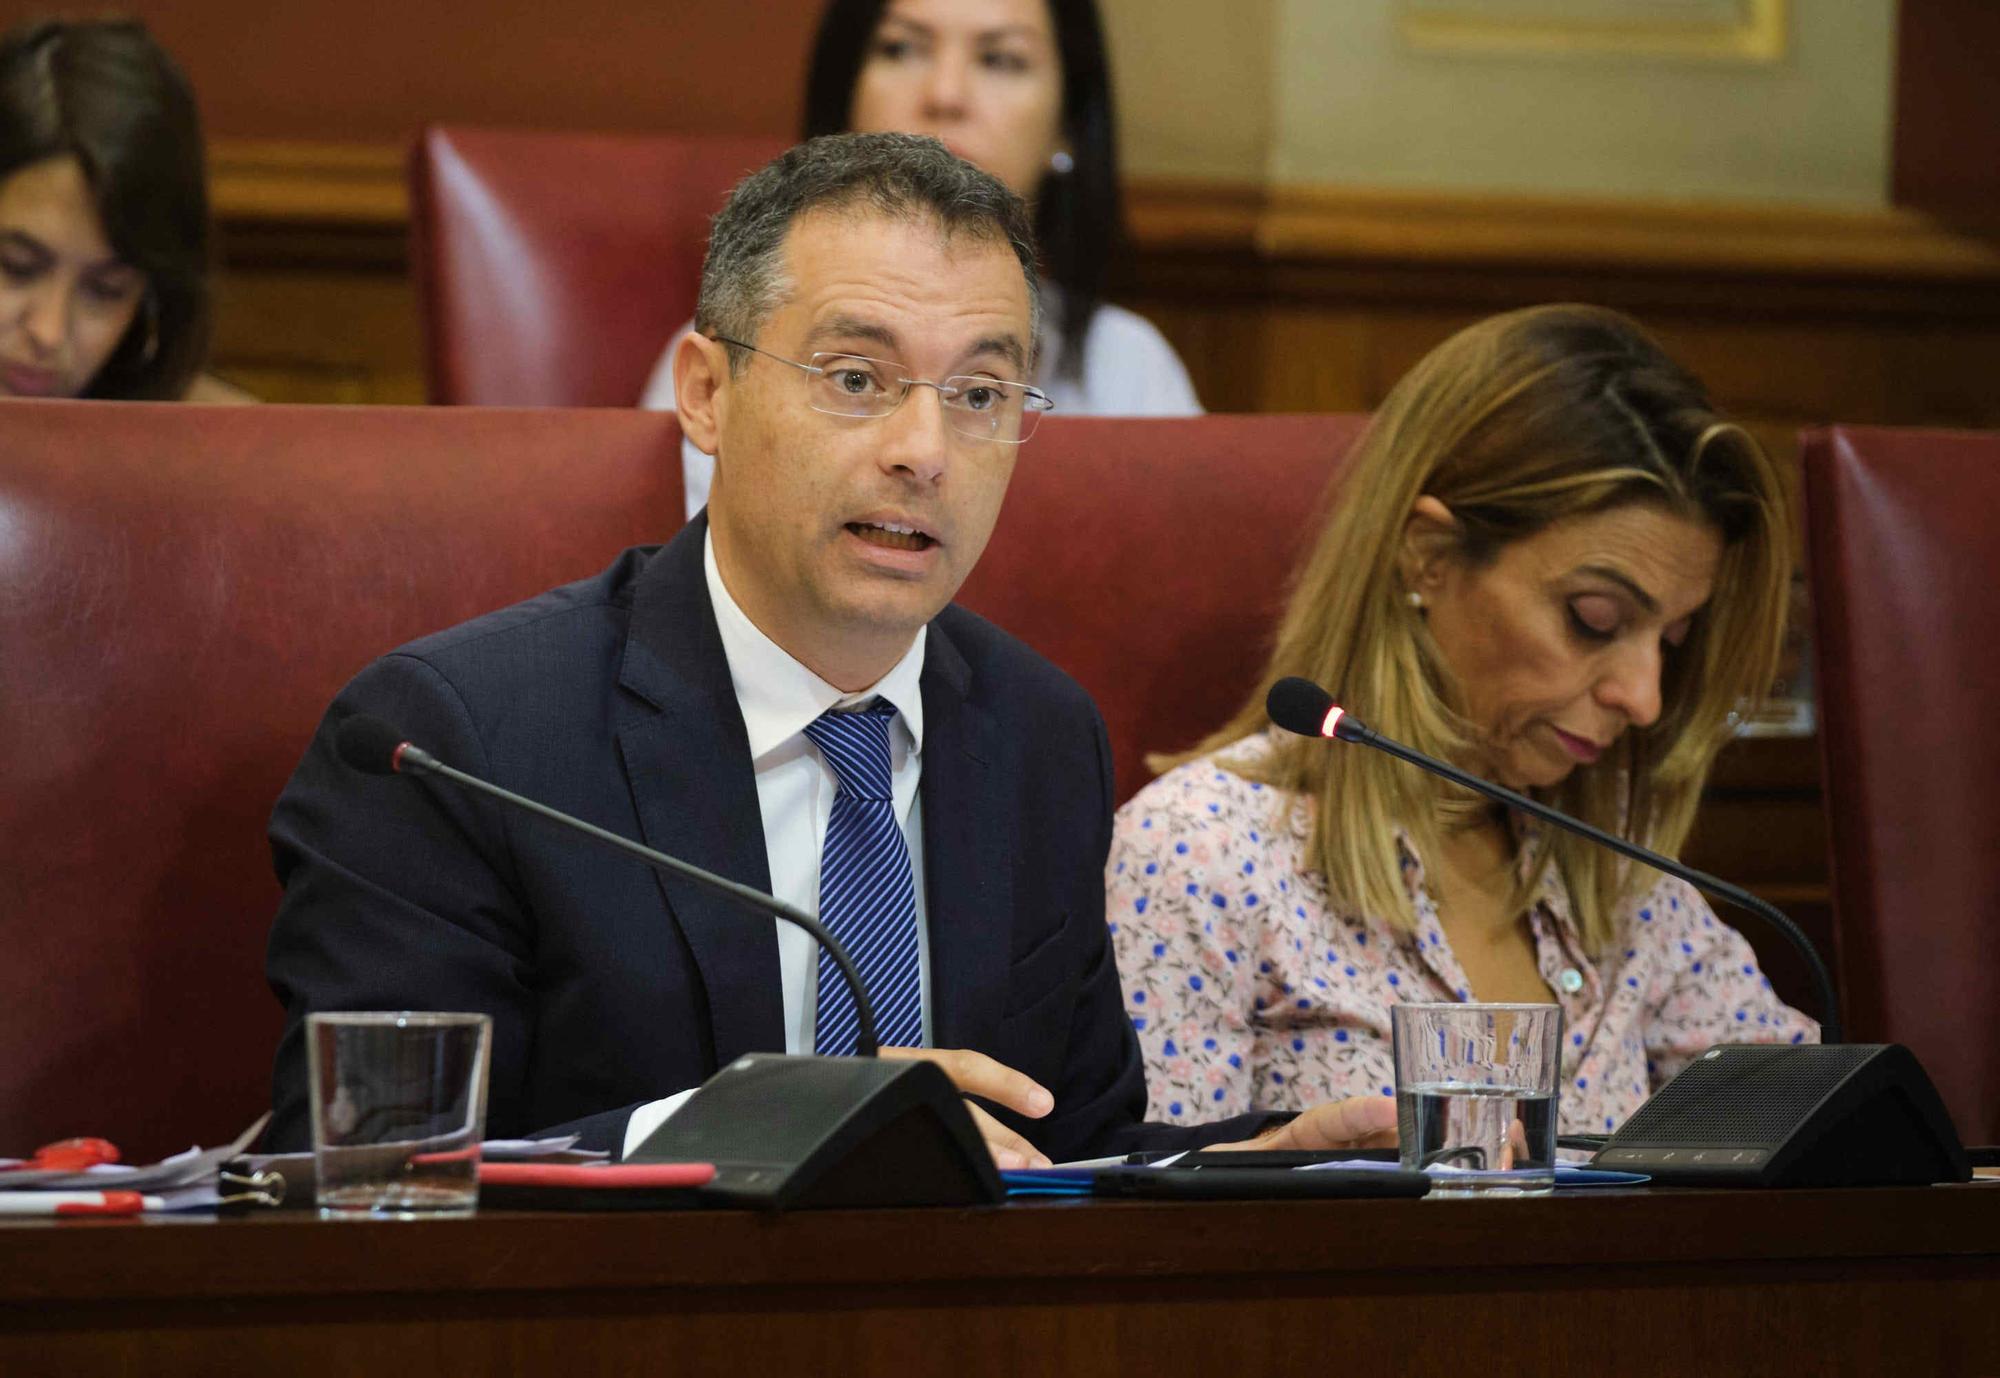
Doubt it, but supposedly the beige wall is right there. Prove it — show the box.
[1100,0,1277,182]
[1106,0,1897,207]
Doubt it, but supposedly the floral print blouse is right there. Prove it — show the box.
[1107,737,1817,1135]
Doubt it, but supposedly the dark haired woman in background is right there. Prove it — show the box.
[644,0,1194,515]
[0,18,247,402]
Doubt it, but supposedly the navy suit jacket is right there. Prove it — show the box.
[266,519,1266,1157]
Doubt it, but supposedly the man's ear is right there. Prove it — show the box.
[1399,494,1460,597]
[674,332,730,457]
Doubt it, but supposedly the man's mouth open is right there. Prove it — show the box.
[847,521,936,552]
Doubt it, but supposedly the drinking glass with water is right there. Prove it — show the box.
[307,1011,492,1218]
[1391,1002,1562,1196]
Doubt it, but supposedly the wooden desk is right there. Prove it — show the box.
[3,1186,1996,1376]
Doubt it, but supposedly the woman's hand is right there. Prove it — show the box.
[1205,1095,1399,1153]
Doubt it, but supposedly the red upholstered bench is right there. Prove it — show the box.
[0,402,685,1157]
[961,415,1365,803]
[1804,424,2000,1146]
[410,124,787,407]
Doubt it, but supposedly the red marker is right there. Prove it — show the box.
[476,1162,714,1188]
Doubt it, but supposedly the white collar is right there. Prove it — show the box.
[703,527,927,764]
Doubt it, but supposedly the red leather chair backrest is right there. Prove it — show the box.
[959,415,1366,804]
[1803,425,2000,1145]
[410,125,789,406]
[0,402,685,1159]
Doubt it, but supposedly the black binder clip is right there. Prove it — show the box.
[216,1167,287,1214]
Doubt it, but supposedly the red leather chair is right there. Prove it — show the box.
[410,125,789,406]
[0,402,685,1159]
[1804,424,2000,1145]
[961,415,1365,803]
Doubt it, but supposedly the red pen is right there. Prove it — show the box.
[0,1190,160,1217]
[476,1162,714,1188]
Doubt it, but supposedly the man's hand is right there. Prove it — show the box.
[1204,1095,1399,1153]
[879,1047,1055,1170]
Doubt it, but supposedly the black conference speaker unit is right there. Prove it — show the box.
[1593,1043,1970,1187]
[625,1053,1007,1209]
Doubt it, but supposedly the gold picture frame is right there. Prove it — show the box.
[1398,0,1787,64]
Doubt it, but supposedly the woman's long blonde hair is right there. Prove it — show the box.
[1162,304,1792,954]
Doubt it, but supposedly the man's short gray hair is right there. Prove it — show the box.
[695,132,1041,369]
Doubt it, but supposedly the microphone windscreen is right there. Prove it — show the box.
[335,714,410,776]
[1266,676,1337,738]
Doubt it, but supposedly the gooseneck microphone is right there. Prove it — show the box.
[333,713,882,1057]
[1265,676,1842,1042]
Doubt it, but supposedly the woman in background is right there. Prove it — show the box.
[645,0,1195,515]
[1108,304,1814,1136]
[0,18,247,402]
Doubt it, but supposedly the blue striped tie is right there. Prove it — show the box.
[803,701,922,1055]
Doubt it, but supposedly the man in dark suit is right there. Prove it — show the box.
[265,133,1394,1162]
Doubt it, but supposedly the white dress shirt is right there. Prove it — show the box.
[640,286,1203,519]
[622,531,930,1154]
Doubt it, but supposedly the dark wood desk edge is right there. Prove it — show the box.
[3,1186,1995,1306]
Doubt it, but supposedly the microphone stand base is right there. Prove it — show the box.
[625,1054,1006,1209]
[1593,1043,1969,1187]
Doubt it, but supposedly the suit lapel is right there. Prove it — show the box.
[615,517,785,1072]
[920,617,1014,1052]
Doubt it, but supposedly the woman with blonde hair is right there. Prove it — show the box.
[1109,303,1815,1135]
